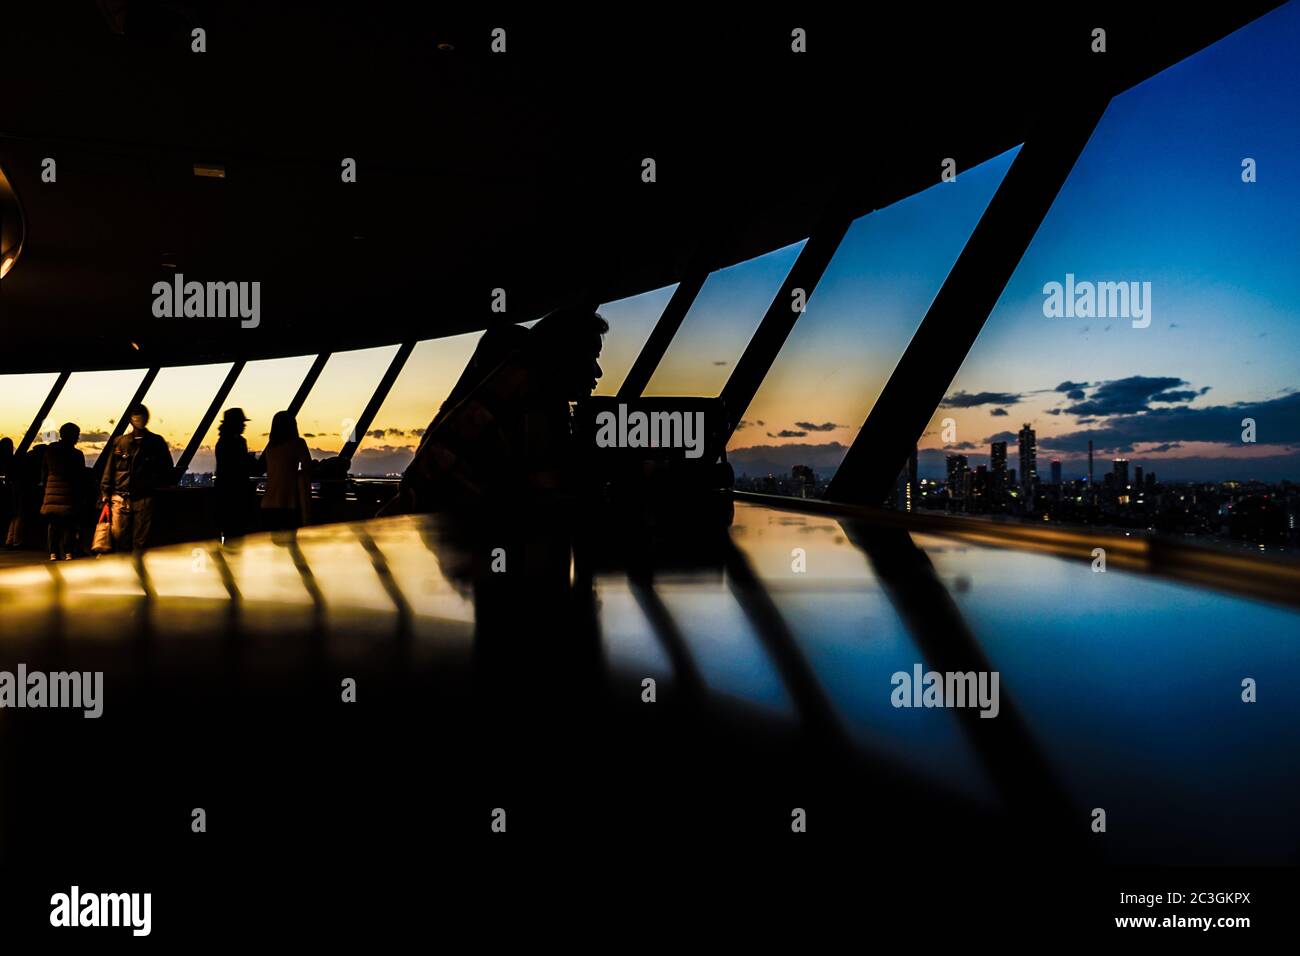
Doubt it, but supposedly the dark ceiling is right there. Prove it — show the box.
[0,2,1284,372]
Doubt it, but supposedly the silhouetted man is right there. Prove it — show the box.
[99,403,175,552]
[385,306,607,513]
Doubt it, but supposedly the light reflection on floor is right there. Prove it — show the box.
[0,501,1296,861]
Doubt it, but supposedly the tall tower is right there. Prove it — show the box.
[1088,439,1095,505]
[1018,423,1037,509]
[990,440,1008,505]
[990,440,1008,476]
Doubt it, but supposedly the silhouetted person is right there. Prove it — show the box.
[6,442,46,549]
[214,407,259,540]
[0,437,14,549]
[384,306,607,514]
[259,411,312,531]
[99,403,174,553]
[315,454,350,523]
[40,422,86,561]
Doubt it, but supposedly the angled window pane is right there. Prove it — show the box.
[140,362,236,473]
[295,345,401,458]
[189,355,318,475]
[923,5,1300,532]
[37,367,149,462]
[356,333,480,476]
[0,372,62,446]
[35,366,148,468]
[644,239,806,397]
[729,148,1017,491]
[593,283,678,395]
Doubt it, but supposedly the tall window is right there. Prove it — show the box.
[728,149,1017,488]
[139,362,236,470]
[189,355,317,472]
[295,345,401,458]
[643,239,806,397]
[38,368,149,463]
[357,333,480,476]
[916,3,1300,545]
[593,283,678,395]
[0,372,61,447]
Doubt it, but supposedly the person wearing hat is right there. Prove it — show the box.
[98,403,175,552]
[214,407,259,540]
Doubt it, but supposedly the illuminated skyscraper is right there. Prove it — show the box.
[1113,458,1129,486]
[1018,424,1037,509]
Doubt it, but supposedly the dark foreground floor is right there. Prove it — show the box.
[0,501,1295,941]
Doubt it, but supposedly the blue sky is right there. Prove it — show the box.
[710,2,1300,481]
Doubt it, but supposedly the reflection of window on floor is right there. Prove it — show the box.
[295,345,400,458]
[357,333,480,477]
[139,363,236,470]
[593,283,678,395]
[644,239,806,398]
[0,372,64,447]
[916,5,1300,549]
[40,368,150,465]
[189,355,318,473]
[729,148,1017,500]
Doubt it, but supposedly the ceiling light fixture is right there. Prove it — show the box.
[0,163,26,281]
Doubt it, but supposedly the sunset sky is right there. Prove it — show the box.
[1,4,1296,483]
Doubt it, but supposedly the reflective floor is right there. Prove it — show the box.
[1,500,1295,867]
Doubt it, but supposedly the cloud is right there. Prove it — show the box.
[990,408,1009,417]
[982,431,1019,445]
[794,421,845,432]
[941,390,1023,408]
[1151,387,1211,404]
[735,419,753,430]
[1055,381,1090,393]
[1063,376,1195,416]
[1045,391,1300,454]
[768,430,808,438]
[712,360,728,366]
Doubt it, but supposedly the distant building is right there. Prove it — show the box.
[1018,424,1037,509]
[990,440,1008,497]
[946,454,970,504]
[893,445,919,512]
[792,464,815,498]
[1113,458,1129,487]
[1050,459,1062,486]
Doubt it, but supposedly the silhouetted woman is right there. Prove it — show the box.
[258,411,312,531]
[214,407,258,539]
[40,422,86,560]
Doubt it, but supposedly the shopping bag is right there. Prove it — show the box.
[91,504,113,553]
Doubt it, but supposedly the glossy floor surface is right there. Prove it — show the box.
[0,500,1296,935]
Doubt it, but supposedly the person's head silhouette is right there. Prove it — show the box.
[529,305,608,401]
